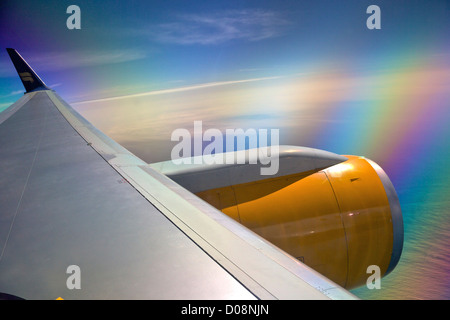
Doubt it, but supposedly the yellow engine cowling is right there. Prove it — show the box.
[196,156,403,289]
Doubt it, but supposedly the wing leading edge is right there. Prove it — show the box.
[0,49,358,300]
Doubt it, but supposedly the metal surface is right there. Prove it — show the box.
[324,157,395,288]
[47,89,357,299]
[366,159,404,276]
[196,170,350,287]
[0,49,358,300]
[0,93,35,125]
[196,156,401,289]
[0,92,254,299]
[0,90,357,300]
[150,146,348,193]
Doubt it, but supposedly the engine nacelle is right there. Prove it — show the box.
[151,146,404,289]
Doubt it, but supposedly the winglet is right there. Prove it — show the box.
[6,48,50,93]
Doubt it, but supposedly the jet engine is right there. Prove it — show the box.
[150,146,403,289]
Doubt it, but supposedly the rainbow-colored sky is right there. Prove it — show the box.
[1,0,449,299]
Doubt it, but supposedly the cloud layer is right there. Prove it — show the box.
[151,10,290,45]
[0,49,147,77]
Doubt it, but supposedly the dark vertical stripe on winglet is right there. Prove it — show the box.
[6,48,50,93]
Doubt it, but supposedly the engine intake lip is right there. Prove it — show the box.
[366,159,404,276]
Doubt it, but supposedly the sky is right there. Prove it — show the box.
[1,0,450,299]
[1,0,448,108]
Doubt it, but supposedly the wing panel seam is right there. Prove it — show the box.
[0,94,49,262]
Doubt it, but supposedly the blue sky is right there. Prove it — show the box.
[1,0,448,108]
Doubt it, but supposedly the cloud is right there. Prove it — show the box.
[72,75,284,105]
[0,90,23,98]
[0,49,147,77]
[8,90,22,96]
[149,9,290,45]
[27,49,147,71]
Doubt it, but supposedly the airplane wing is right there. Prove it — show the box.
[0,49,357,300]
